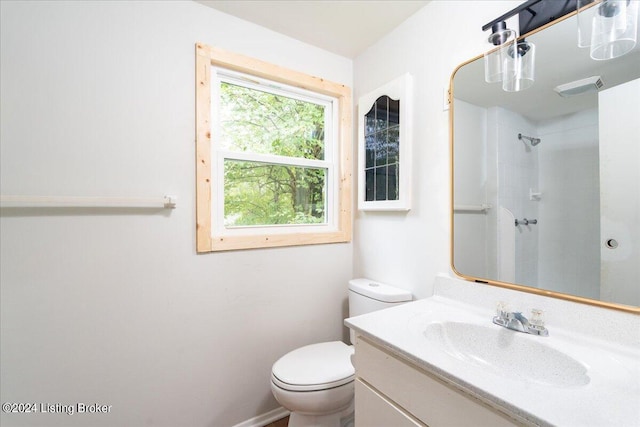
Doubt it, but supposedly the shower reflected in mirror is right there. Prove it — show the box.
[451,10,640,311]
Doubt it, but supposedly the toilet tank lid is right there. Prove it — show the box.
[348,278,412,303]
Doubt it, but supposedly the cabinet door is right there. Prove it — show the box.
[357,74,412,211]
[355,337,523,426]
[355,379,425,427]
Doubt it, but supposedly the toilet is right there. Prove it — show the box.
[270,278,413,427]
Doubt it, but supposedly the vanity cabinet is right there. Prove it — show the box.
[355,380,423,427]
[353,336,524,427]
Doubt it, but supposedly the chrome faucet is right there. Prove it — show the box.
[493,303,549,337]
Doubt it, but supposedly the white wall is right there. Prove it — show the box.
[599,78,640,306]
[353,0,521,299]
[0,1,353,426]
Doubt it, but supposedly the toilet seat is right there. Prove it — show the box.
[272,341,355,392]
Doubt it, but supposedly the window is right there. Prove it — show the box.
[357,74,412,211]
[215,74,333,228]
[195,43,352,252]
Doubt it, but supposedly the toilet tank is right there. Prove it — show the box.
[348,279,412,344]
[348,278,412,318]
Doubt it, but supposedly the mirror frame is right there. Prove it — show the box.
[448,7,640,315]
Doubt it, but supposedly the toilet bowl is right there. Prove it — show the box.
[270,279,412,427]
[271,341,355,427]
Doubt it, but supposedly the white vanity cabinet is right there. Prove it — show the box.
[346,278,640,427]
[353,336,524,427]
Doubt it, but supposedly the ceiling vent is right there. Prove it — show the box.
[554,76,604,97]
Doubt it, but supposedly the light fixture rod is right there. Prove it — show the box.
[482,0,543,31]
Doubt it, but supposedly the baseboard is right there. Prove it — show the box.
[232,407,290,427]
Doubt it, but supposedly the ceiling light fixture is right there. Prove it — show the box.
[480,2,633,97]
[577,0,639,61]
[484,21,517,84]
[502,39,536,92]
[481,0,555,92]
[483,18,536,92]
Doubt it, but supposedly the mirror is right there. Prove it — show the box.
[450,9,640,312]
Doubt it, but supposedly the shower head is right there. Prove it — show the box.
[518,133,541,146]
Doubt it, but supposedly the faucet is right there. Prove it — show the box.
[493,303,549,337]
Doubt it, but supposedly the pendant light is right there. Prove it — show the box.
[483,21,535,92]
[577,0,639,60]
[482,0,636,95]
[502,40,536,92]
[484,21,517,83]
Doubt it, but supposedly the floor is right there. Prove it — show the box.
[264,416,289,427]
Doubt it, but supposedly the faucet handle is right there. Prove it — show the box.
[529,309,545,327]
[496,301,509,319]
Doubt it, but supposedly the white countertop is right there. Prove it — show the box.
[345,285,640,427]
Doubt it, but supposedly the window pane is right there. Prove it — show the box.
[388,98,400,125]
[224,159,326,227]
[375,130,388,167]
[387,125,399,164]
[387,163,398,200]
[375,97,388,131]
[365,134,375,168]
[375,166,387,201]
[365,110,376,135]
[220,82,326,160]
[365,168,375,201]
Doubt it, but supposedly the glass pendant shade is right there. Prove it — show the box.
[578,0,598,47]
[577,0,639,60]
[484,24,517,83]
[502,41,536,92]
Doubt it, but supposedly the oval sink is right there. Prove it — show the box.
[424,322,590,387]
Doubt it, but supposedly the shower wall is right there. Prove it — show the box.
[490,107,539,287]
[537,109,600,299]
[453,100,491,279]
[454,102,540,285]
[454,101,600,298]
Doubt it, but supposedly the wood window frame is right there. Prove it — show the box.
[195,43,352,252]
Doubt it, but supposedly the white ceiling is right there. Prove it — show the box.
[195,0,430,58]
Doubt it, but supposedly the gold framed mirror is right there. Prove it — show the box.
[449,7,640,314]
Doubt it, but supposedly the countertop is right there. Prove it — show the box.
[345,289,640,426]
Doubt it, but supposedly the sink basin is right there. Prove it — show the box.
[424,321,590,387]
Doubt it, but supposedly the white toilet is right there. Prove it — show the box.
[270,278,412,427]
